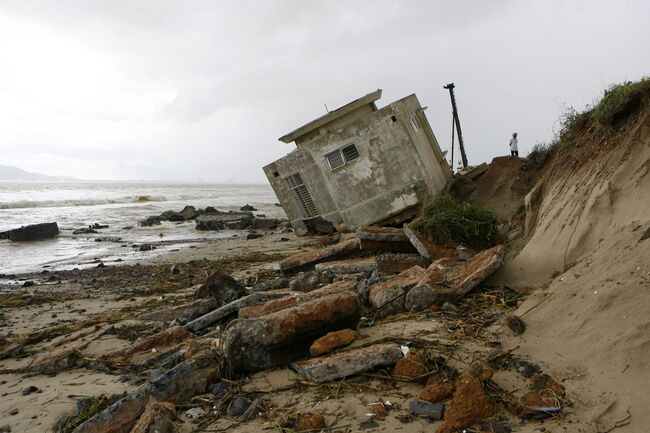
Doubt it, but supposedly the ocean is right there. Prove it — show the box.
[0,181,283,274]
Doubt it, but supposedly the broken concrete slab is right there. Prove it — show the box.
[128,398,175,433]
[101,326,193,365]
[184,291,288,333]
[224,290,362,372]
[314,256,378,274]
[194,271,246,304]
[279,238,361,273]
[356,226,408,242]
[291,343,403,383]
[358,238,418,254]
[377,253,429,274]
[403,223,439,260]
[309,328,356,356]
[239,280,356,319]
[73,351,219,433]
[404,245,506,312]
[140,298,219,323]
[368,266,426,316]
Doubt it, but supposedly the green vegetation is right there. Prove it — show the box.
[526,76,650,167]
[594,77,650,126]
[414,193,498,250]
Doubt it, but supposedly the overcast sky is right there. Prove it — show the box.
[0,1,648,182]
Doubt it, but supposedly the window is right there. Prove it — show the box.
[284,173,318,218]
[325,144,360,170]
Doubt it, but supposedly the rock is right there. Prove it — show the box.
[368,266,425,316]
[227,397,251,417]
[289,271,321,292]
[246,233,263,240]
[251,218,278,229]
[0,425,11,433]
[310,329,356,356]
[297,414,326,431]
[279,238,362,273]
[186,406,207,418]
[21,385,40,395]
[9,409,18,415]
[291,343,403,383]
[409,400,444,420]
[139,216,161,227]
[252,276,289,292]
[419,382,455,403]
[303,216,337,235]
[356,226,409,242]
[519,373,565,416]
[170,264,182,275]
[22,280,35,287]
[130,398,176,433]
[369,402,388,418]
[159,210,185,222]
[435,360,495,433]
[139,244,154,251]
[393,352,427,381]
[194,272,246,304]
[195,218,224,231]
[195,211,254,231]
[224,290,362,372]
[505,315,526,335]
[73,228,98,235]
[2,222,59,242]
[441,302,459,313]
[184,291,287,333]
[315,257,378,275]
[179,205,199,220]
[210,382,229,399]
[240,204,257,212]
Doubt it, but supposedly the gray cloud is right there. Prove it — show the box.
[0,0,648,181]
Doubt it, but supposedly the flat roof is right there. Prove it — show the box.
[279,89,382,143]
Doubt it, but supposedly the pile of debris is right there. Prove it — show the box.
[38,224,567,433]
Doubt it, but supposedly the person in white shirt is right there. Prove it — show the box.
[509,132,519,157]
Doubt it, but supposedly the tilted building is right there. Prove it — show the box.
[263,89,452,235]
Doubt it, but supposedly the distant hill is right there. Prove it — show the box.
[0,165,79,181]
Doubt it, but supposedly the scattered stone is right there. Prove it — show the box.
[186,406,207,418]
[0,425,11,432]
[419,382,455,403]
[246,233,263,240]
[505,315,526,335]
[22,280,35,287]
[227,397,251,417]
[409,399,444,420]
[291,343,403,383]
[519,373,566,416]
[139,244,154,251]
[179,205,199,220]
[441,302,459,313]
[226,290,361,372]
[297,414,326,431]
[21,385,40,395]
[210,382,229,399]
[1,222,59,242]
[9,408,18,416]
[195,271,246,304]
[73,228,98,235]
[159,210,185,222]
[515,361,542,378]
[240,204,257,211]
[279,238,361,273]
[369,402,388,418]
[310,328,356,356]
[393,351,427,381]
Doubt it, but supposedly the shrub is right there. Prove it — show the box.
[414,193,498,250]
[594,77,650,126]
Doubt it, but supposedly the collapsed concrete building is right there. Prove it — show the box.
[264,89,452,235]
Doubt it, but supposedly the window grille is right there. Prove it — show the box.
[325,144,359,170]
[284,173,318,218]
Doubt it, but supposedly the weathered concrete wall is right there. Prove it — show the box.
[264,93,452,234]
[263,149,341,234]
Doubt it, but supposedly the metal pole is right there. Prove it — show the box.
[444,83,468,168]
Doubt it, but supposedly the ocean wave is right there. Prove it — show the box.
[0,195,175,209]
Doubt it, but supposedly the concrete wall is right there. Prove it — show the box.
[264,94,452,233]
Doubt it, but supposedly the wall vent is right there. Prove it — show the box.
[284,173,318,218]
[325,143,360,170]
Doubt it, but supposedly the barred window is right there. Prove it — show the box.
[325,144,360,170]
[284,173,318,218]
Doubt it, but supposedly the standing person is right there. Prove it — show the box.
[509,132,519,157]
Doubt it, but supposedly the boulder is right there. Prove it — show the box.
[223,290,361,372]
[194,272,246,304]
[279,238,361,273]
[251,218,278,229]
[139,216,161,227]
[159,211,185,222]
[195,211,254,231]
[240,204,257,212]
[179,205,199,220]
[303,216,336,235]
[2,222,59,241]
[291,343,403,383]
